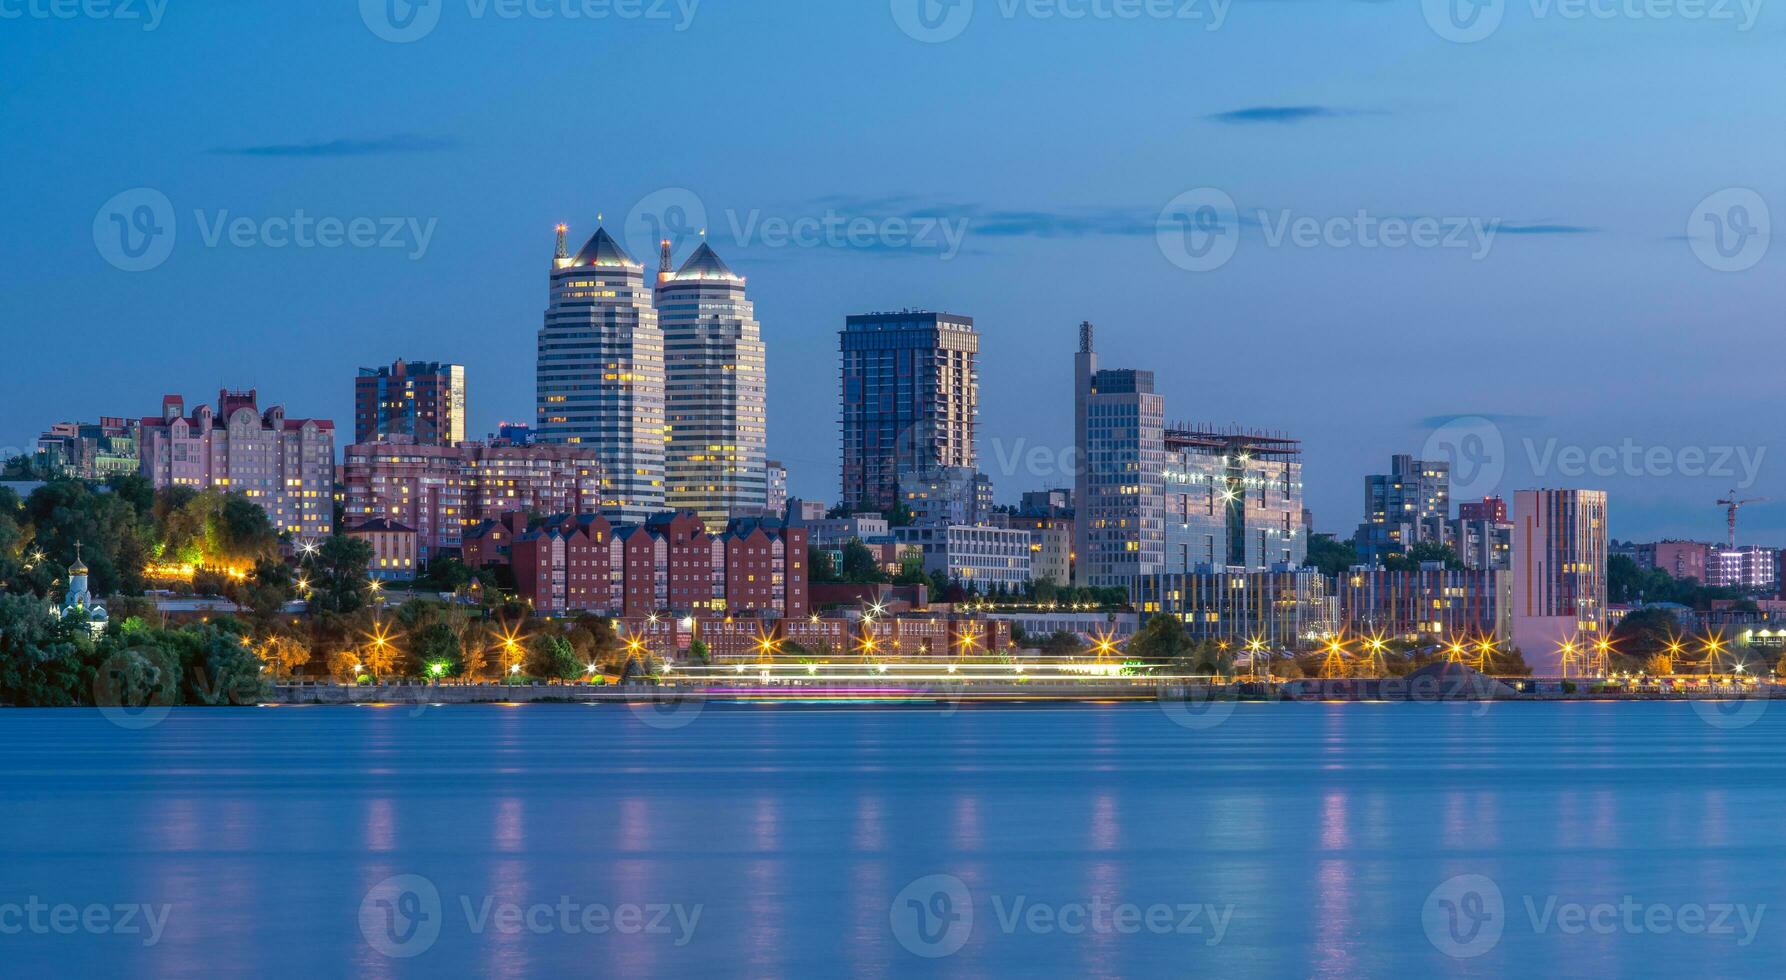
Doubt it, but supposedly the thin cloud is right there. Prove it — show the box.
[1205,105,1376,125]
[1497,223,1598,235]
[208,134,461,157]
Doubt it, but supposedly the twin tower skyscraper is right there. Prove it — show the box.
[536,223,768,525]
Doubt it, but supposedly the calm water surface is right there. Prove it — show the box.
[3,701,1784,978]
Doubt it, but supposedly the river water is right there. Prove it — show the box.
[2,700,1782,977]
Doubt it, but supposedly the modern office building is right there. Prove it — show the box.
[36,417,140,480]
[839,311,979,511]
[1072,322,1165,590]
[1162,427,1305,572]
[139,390,335,537]
[893,524,1034,591]
[1513,488,1609,673]
[1137,568,1337,649]
[354,359,466,446]
[1333,564,1512,643]
[1354,454,1452,564]
[655,240,767,525]
[537,223,666,523]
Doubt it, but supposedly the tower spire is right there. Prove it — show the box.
[659,238,673,281]
[554,224,568,261]
[1079,320,1094,353]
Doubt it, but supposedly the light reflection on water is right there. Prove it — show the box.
[0,703,1784,977]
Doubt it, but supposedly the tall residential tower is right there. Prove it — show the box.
[536,223,666,523]
[654,240,767,525]
[839,311,979,511]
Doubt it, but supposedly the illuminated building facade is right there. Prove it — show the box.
[342,440,604,560]
[1354,453,1451,564]
[503,512,808,619]
[893,524,1034,590]
[1334,565,1512,643]
[1513,488,1609,673]
[1073,322,1165,590]
[655,241,767,525]
[840,311,979,512]
[1137,568,1337,649]
[36,417,140,480]
[537,224,666,523]
[354,359,466,446]
[1162,428,1305,572]
[139,390,335,537]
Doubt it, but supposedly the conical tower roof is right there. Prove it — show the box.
[571,226,637,267]
[668,241,742,282]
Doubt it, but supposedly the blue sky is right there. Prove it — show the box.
[2,1,1783,542]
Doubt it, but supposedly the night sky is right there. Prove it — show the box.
[4,2,1782,542]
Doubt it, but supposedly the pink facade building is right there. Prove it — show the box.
[140,390,335,537]
[342,439,604,560]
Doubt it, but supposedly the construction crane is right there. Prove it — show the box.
[1716,490,1768,549]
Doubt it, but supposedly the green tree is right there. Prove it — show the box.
[1305,534,1358,577]
[1126,615,1194,666]
[526,634,581,684]
[304,535,374,614]
[688,638,711,665]
[1040,630,1084,657]
[1609,607,1683,661]
[840,540,888,584]
[412,622,463,680]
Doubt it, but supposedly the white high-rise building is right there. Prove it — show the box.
[654,241,767,525]
[537,223,666,523]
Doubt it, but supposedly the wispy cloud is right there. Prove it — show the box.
[208,134,460,157]
[1497,223,1598,235]
[1205,105,1376,125]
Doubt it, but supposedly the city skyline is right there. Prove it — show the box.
[7,5,1782,542]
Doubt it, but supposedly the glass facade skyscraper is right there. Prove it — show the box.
[655,241,767,525]
[839,311,979,512]
[536,224,666,523]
